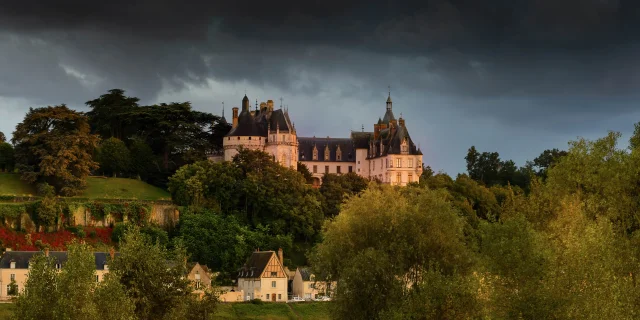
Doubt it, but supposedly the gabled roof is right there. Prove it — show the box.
[0,251,117,270]
[297,267,313,281]
[237,251,285,279]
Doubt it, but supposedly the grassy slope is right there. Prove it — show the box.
[0,173,170,200]
[0,303,14,319]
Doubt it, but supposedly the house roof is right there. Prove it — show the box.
[298,137,356,162]
[0,251,117,270]
[237,251,280,278]
[297,267,313,281]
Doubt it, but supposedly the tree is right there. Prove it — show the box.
[531,148,568,178]
[86,89,139,140]
[0,131,5,143]
[319,172,369,218]
[297,162,314,184]
[128,137,157,181]
[0,142,14,172]
[12,105,100,196]
[312,184,476,319]
[12,253,59,320]
[96,137,131,177]
[112,227,193,319]
[93,272,137,320]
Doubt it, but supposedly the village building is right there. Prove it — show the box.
[222,90,423,186]
[0,248,116,299]
[237,248,288,302]
[292,267,335,300]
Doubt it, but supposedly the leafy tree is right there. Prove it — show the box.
[319,172,369,218]
[312,184,476,319]
[0,142,14,172]
[86,89,139,140]
[93,272,137,320]
[112,227,192,319]
[35,196,61,227]
[56,241,100,319]
[12,252,59,320]
[297,162,314,184]
[465,146,528,188]
[12,105,100,195]
[531,148,568,178]
[97,137,131,177]
[128,137,157,180]
[0,131,5,142]
[7,279,18,296]
[177,209,291,282]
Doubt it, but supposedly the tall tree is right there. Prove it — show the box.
[0,142,14,172]
[12,105,100,195]
[96,137,131,177]
[531,148,568,178]
[112,227,192,319]
[319,172,369,218]
[86,89,139,140]
[0,131,5,142]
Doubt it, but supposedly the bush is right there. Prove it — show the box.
[250,299,263,305]
[37,183,55,197]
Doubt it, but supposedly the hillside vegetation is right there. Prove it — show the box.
[0,173,170,200]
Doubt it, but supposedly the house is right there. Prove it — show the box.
[186,262,213,293]
[237,248,288,302]
[0,247,116,299]
[292,267,335,300]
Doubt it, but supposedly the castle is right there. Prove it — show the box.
[223,92,423,186]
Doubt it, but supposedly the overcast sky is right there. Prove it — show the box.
[1,0,640,175]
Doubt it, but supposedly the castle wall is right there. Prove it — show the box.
[223,136,266,161]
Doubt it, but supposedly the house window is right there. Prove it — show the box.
[272,281,276,288]
[357,161,360,164]
[348,166,353,173]
[10,274,15,281]
[95,275,99,283]
[266,294,270,300]
[358,168,360,172]
[373,161,375,171]
[56,263,61,269]
[278,294,282,300]
[313,165,317,173]
[396,173,402,183]
[336,147,342,161]
[271,272,277,277]
[10,262,15,269]
[396,159,401,168]
[195,281,202,289]
[248,136,251,140]
[408,159,413,168]
[325,166,329,174]
[337,166,341,174]
[408,174,413,183]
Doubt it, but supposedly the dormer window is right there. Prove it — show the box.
[104,263,109,271]
[10,261,15,269]
[313,146,318,160]
[401,138,409,154]
[336,146,342,161]
[324,145,330,161]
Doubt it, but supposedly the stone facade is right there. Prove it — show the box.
[223,93,423,186]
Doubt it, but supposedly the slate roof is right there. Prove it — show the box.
[0,251,117,270]
[298,267,312,281]
[237,251,282,279]
[351,131,373,149]
[298,137,356,162]
[226,95,294,137]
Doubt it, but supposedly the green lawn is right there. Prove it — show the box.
[0,302,331,319]
[212,302,331,320]
[0,173,36,196]
[0,303,15,319]
[0,174,170,200]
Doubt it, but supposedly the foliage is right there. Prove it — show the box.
[0,131,5,143]
[319,172,369,218]
[35,197,62,227]
[128,138,157,181]
[36,182,55,197]
[12,252,59,320]
[169,149,323,243]
[12,105,100,196]
[0,142,14,172]
[0,227,112,251]
[465,145,530,188]
[97,137,131,177]
[312,184,474,320]
[85,201,151,224]
[7,279,18,296]
[86,88,139,141]
[297,162,314,184]
[111,227,193,319]
[176,208,292,282]
[93,272,137,320]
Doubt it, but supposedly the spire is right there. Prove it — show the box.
[280,97,283,109]
[362,124,364,132]
[386,85,392,109]
[255,99,258,111]
[242,94,250,111]
[222,101,225,117]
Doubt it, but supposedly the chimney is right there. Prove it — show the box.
[232,107,239,128]
[267,100,274,112]
[260,102,267,112]
[278,248,283,263]
[44,247,49,257]
[109,247,115,260]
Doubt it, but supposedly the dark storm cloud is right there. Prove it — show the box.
[2,0,640,175]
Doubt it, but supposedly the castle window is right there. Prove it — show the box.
[237,137,240,140]
[396,173,402,183]
[396,159,401,168]
[283,135,285,141]
[408,174,413,183]
[249,137,251,140]
[313,165,317,173]
[337,166,341,174]
[325,166,329,174]
[348,166,353,173]
[408,159,413,168]
[313,147,318,160]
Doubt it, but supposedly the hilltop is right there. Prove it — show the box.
[0,173,171,201]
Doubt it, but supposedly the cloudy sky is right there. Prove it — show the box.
[1,0,640,175]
